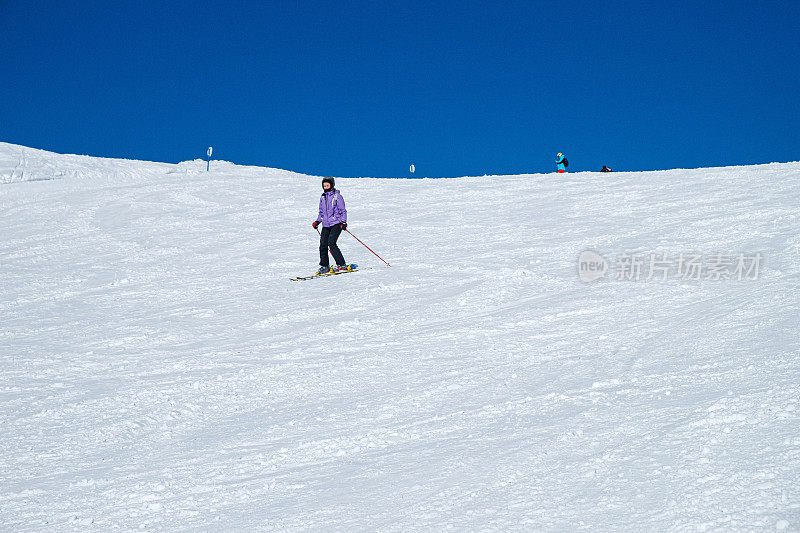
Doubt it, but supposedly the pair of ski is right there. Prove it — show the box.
[291,264,364,282]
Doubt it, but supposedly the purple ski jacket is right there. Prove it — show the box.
[317,189,347,227]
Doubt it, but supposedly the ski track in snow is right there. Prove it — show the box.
[1,142,799,531]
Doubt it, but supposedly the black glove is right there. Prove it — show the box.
[312,221,320,229]
[340,222,347,230]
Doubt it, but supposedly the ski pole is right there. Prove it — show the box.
[345,229,390,267]
[315,226,334,258]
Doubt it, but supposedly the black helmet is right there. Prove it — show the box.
[321,177,335,189]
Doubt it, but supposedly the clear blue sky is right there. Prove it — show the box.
[1,1,798,176]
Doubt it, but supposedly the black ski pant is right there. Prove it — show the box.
[319,225,346,267]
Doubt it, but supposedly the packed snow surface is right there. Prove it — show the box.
[1,142,799,530]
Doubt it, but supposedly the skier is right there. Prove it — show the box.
[601,165,613,172]
[312,177,348,274]
[556,153,568,173]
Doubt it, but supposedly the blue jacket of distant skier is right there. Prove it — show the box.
[317,189,347,227]
[556,154,567,171]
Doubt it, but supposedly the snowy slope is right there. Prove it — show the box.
[1,141,799,531]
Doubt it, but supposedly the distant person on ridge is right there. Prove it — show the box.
[601,165,613,172]
[556,153,568,173]
[312,177,349,274]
